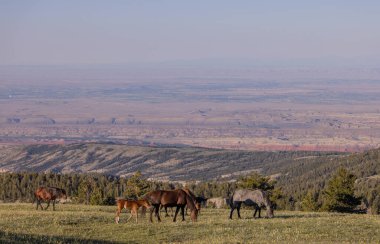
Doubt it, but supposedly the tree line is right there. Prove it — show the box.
[0,168,378,214]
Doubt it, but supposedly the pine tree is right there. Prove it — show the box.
[124,171,150,199]
[237,172,274,191]
[322,168,361,212]
[90,186,103,205]
[301,191,319,211]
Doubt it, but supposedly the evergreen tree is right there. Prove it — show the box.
[89,185,103,205]
[322,168,361,212]
[301,191,319,211]
[237,172,274,191]
[124,171,150,199]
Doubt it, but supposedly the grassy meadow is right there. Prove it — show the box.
[0,203,379,243]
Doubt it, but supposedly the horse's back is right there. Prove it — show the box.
[233,189,265,204]
[35,186,64,200]
[145,190,176,205]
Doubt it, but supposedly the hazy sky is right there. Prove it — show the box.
[1,0,380,66]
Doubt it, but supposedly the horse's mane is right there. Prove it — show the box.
[183,190,197,211]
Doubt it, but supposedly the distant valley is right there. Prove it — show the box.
[1,66,380,152]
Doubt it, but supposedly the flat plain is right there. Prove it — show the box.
[2,66,380,152]
[0,203,379,243]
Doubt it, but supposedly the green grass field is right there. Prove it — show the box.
[0,203,379,243]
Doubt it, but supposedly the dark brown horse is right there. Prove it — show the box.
[144,189,198,222]
[161,189,202,217]
[35,186,67,211]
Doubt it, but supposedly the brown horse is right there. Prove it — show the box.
[161,189,202,217]
[183,188,201,211]
[182,188,202,215]
[144,189,198,222]
[35,186,67,211]
[115,199,151,223]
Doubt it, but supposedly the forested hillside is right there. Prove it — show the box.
[0,143,379,211]
[0,143,335,181]
[273,148,380,205]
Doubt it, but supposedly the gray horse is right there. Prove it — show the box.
[229,189,274,219]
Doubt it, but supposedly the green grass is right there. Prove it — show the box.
[0,203,379,243]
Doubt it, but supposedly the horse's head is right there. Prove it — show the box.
[142,200,152,209]
[262,190,274,218]
[190,208,198,222]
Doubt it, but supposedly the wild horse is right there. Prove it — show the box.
[115,199,151,223]
[144,189,198,222]
[34,186,67,211]
[229,189,274,219]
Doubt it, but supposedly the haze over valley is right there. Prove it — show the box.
[1,65,380,152]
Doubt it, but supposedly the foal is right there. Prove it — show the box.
[115,199,151,224]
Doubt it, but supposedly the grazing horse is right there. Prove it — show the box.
[182,188,201,214]
[115,199,151,223]
[144,189,198,222]
[35,187,67,211]
[229,189,274,219]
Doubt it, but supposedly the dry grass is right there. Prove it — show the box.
[0,203,379,243]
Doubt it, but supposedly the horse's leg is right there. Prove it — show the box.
[45,200,50,210]
[135,208,138,223]
[181,206,185,221]
[164,206,169,217]
[253,207,258,218]
[149,206,154,222]
[229,203,235,219]
[53,200,56,211]
[115,207,122,224]
[126,211,133,222]
[141,206,146,217]
[155,205,161,222]
[37,199,43,210]
[258,208,261,218]
[237,203,242,219]
[173,206,180,222]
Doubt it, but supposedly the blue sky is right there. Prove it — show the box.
[1,0,379,66]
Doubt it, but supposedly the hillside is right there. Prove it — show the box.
[274,148,380,200]
[0,143,337,181]
[0,143,379,205]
